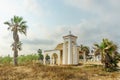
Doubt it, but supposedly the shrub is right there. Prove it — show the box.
[18,54,39,64]
[0,56,12,64]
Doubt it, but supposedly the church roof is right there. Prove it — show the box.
[63,34,77,38]
[55,43,63,50]
[63,31,77,39]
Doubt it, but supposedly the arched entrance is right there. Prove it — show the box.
[43,50,61,65]
[52,53,58,65]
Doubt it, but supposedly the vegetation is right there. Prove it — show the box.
[4,16,27,66]
[18,54,39,64]
[0,56,12,64]
[93,38,120,71]
[0,54,39,65]
[37,49,43,60]
[0,53,119,80]
[46,54,50,60]
[79,45,90,61]
[0,63,119,80]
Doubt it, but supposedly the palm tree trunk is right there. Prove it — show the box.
[13,37,18,66]
[13,28,18,66]
[13,48,18,66]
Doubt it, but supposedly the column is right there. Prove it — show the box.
[50,55,52,65]
[73,45,78,65]
[77,48,79,64]
[43,55,46,65]
[53,58,55,65]
[94,53,96,62]
[63,41,66,64]
[58,53,60,65]
[83,52,86,63]
[68,39,72,64]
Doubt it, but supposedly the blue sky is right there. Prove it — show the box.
[0,0,120,56]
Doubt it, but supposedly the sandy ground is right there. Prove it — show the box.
[0,62,120,80]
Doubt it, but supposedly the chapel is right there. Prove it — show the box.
[43,31,80,65]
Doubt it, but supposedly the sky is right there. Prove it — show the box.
[0,0,120,56]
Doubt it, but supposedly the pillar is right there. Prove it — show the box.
[53,58,55,65]
[83,52,86,63]
[73,45,78,64]
[50,56,52,65]
[68,39,72,64]
[43,55,46,65]
[94,53,96,62]
[63,41,67,64]
[58,53,60,65]
[77,48,79,64]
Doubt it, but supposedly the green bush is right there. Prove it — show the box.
[0,56,12,64]
[0,54,39,65]
[18,54,39,64]
[37,49,43,60]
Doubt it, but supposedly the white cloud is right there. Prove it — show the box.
[0,0,120,56]
[0,0,46,56]
[64,0,120,19]
[0,0,17,15]
[49,16,120,47]
[64,0,106,15]
[22,0,44,17]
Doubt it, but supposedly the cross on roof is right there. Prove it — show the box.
[69,31,71,35]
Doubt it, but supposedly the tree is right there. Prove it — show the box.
[93,39,120,71]
[37,49,43,60]
[4,16,27,66]
[79,45,90,62]
[46,54,50,61]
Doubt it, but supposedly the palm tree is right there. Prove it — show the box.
[4,16,27,66]
[79,45,90,62]
[93,44,101,61]
[93,39,120,71]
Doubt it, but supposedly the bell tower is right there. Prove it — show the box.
[62,31,78,65]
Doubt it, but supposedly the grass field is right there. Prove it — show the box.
[0,62,120,80]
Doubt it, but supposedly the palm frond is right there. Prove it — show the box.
[94,43,100,48]
[18,17,23,23]
[4,22,11,26]
[14,16,17,24]
[11,42,15,51]
[11,18,14,25]
[20,21,27,26]
[4,22,13,30]
[17,41,22,51]
[18,25,27,35]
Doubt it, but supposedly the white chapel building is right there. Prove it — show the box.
[43,31,80,65]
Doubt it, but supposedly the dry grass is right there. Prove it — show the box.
[0,62,120,80]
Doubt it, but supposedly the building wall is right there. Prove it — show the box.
[43,50,61,65]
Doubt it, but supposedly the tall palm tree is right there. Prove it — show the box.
[79,45,90,62]
[93,39,120,71]
[4,16,27,66]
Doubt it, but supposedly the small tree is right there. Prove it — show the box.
[79,45,90,62]
[46,54,50,61]
[37,49,43,60]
